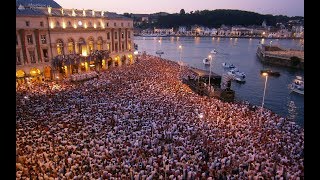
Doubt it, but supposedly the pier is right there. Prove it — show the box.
[256,44,304,69]
[183,67,235,102]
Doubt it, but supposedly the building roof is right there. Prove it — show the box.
[16,6,46,16]
[16,0,131,20]
[16,0,61,8]
[16,6,132,20]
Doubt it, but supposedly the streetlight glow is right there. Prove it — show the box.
[208,54,213,90]
[178,45,183,77]
[261,73,268,111]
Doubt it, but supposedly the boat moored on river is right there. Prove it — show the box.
[289,76,304,95]
[222,62,235,69]
[260,69,280,77]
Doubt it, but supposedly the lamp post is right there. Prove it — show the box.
[261,72,268,111]
[208,54,212,90]
[208,49,217,91]
[178,45,182,75]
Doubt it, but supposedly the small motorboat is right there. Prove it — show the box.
[260,69,280,77]
[234,76,246,83]
[289,76,304,95]
[225,73,245,83]
[156,50,164,55]
[227,69,246,78]
[222,62,235,69]
[210,49,217,54]
[203,58,210,65]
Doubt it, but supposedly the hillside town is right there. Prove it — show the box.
[132,14,304,39]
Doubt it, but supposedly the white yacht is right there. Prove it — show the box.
[227,68,246,78]
[222,62,235,69]
[210,49,217,54]
[289,76,304,95]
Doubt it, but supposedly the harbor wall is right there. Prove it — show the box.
[256,46,304,70]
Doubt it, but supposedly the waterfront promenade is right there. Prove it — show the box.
[16,54,304,179]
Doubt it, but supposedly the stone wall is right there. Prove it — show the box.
[256,47,304,69]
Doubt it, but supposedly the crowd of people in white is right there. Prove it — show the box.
[70,71,99,82]
[16,54,304,179]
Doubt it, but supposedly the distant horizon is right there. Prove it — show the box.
[53,0,304,17]
[121,9,304,18]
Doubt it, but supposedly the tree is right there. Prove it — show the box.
[180,9,185,15]
[138,9,303,29]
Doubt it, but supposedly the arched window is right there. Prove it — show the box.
[78,38,86,55]
[67,38,75,54]
[56,39,64,55]
[88,37,94,53]
[97,37,103,50]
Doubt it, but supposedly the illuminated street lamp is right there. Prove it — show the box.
[178,45,182,74]
[208,54,212,89]
[207,49,217,91]
[261,72,268,111]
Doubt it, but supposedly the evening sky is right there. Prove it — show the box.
[54,0,304,17]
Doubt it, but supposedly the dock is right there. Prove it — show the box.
[256,45,304,69]
[188,67,222,87]
[184,67,235,102]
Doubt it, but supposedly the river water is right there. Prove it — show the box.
[134,36,304,127]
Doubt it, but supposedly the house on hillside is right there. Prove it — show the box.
[154,27,174,35]
[177,26,187,35]
[191,25,205,36]
[217,25,231,36]
[231,26,252,36]
[292,25,304,38]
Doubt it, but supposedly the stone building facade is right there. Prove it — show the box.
[16,1,134,82]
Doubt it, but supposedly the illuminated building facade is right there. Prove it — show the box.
[16,0,134,82]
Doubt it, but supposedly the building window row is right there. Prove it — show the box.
[49,20,129,29]
[25,21,45,27]
[20,31,130,47]
[25,19,132,28]
[53,36,132,56]
[16,48,49,65]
